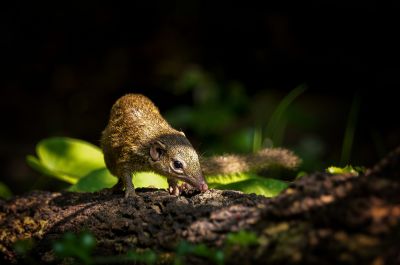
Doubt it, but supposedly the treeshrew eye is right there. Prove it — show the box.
[173,160,183,169]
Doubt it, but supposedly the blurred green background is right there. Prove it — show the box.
[1,3,399,196]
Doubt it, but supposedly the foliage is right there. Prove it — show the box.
[27,137,168,192]
[13,238,34,256]
[207,173,288,197]
[165,70,252,154]
[69,169,168,192]
[168,70,366,173]
[167,69,307,156]
[27,137,290,197]
[53,231,96,264]
[340,94,361,165]
[262,84,307,149]
[225,230,259,247]
[326,165,365,176]
[296,171,308,179]
[26,137,105,184]
[68,168,116,192]
[52,231,156,264]
[0,181,12,199]
[174,241,224,265]
[49,230,261,265]
[167,68,248,138]
[25,82,313,197]
[51,231,220,265]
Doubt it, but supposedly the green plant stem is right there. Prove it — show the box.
[340,94,361,165]
[265,84,307,146]
[252,127,262,152]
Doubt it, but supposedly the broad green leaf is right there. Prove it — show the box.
[70,168,168,192]
[69,168,117,192]
[0,181,12,199]
[213,178,288,197]
[26,155,77,183]
[28,137,106,184]
[37,137,105,177]
[134,171,168,189]
[26,155,53,175]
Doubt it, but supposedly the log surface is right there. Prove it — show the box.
[1,147,400,264]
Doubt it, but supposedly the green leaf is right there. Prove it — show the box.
[134,172,168,189]
[0,181,12,199]
[296,171,308,179]
[70,169,168,192]
[13,238,34,255]
[326,165,360,176]
[37,137,105,178]
[265,84,307,146]
[206,173,288,197]
[175,240,224,265]
[80,232,96,250]
[26,155,77,183]
[206,172,259,186]
[27,137,106,184]
[69,168,117,192]
[125,250,157,264]
[226,230,259,247]
[226,128,254,153]
[212,177,288,197]
[53,231,96,264]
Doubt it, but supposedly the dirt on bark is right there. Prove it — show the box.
[1,147,400,264]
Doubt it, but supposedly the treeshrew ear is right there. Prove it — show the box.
[150,141,166,161]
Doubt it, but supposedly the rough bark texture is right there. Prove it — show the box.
[1,147,400,264]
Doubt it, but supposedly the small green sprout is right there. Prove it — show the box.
[226,230,259,248]
[326,165,365,176]
[175,241,224,265]
[53,231,96,264]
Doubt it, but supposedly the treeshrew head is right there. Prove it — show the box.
[148,133,208,192]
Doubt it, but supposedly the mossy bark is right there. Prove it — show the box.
[1,147,400,264]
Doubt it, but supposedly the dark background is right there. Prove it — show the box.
[1,3,399,194]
